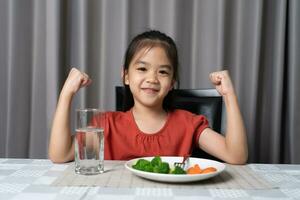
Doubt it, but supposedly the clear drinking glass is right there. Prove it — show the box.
[74,108,104,175]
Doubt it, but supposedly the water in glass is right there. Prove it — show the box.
[74,127,104,175]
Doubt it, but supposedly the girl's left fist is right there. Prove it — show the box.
[209,70,235,96]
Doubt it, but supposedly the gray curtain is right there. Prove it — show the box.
[0,0,299,163]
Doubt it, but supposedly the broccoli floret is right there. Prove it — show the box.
[132,159,151,171]
[143,164,154,172]
[151,156,162,167]
[132,156,171,174]
[171,166,187,174]
[153,162,170,174]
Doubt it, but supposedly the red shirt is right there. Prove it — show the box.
[101,109,209,160]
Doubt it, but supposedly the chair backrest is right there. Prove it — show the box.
[115,86,223,159]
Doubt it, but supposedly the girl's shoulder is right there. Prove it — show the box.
[103,110,132,122]
[104,110,130,118]
[170,109,197,117]
[170,109,209,125]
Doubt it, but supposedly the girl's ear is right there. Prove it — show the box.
[122,69,129,85]
[169,80,175,91]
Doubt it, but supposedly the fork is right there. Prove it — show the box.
[174,154,190,169]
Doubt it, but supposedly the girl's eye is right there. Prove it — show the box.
[159,70,169,75]
[137,67,147,72]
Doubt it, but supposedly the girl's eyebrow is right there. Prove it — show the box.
[134,60,149,65]
[135,60,172,70]
[159,65,172,70]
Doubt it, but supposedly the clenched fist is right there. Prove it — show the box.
[209,70,235,96]
[61,68,92,97]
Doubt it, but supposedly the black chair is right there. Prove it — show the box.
[115,86,223,159]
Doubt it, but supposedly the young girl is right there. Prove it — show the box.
[49,30,248,164]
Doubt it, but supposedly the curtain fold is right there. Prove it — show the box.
[286,0,300,163]
[254,0,287,163]
[5,0,34,157]
[0,0,299,163]
[45,0,64,159]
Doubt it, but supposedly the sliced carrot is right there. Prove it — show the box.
[187,168,197,174]
[193,164,201,171]
[187,164,202,174]
[201,167,217,174]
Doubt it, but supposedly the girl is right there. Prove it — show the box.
[49,30,248,164]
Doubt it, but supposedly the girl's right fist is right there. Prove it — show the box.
[61,68,92,96]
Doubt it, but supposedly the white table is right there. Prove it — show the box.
[0,158,300,199]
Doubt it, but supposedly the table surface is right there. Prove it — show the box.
[0,158,300,200]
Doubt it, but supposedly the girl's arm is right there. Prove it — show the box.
[198,70,248,164]
[48,68,92,163]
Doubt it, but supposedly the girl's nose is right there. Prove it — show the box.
[146,71,159,83]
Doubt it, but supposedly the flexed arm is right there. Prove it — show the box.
[48,68,92,163]
[198,70,248,164]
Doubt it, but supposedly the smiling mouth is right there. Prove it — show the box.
[141,88,159,94]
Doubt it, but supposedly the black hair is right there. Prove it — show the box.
[122,30,180,111]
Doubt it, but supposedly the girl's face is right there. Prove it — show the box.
[124,46,174,109]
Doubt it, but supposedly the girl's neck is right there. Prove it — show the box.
[132,104,167,119]
[131,104,169,134]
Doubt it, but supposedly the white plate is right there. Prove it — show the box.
[125,156,225,183]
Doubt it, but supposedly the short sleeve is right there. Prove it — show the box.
[192,115,209,147]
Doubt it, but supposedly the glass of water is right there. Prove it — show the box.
[74,108,104,175]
